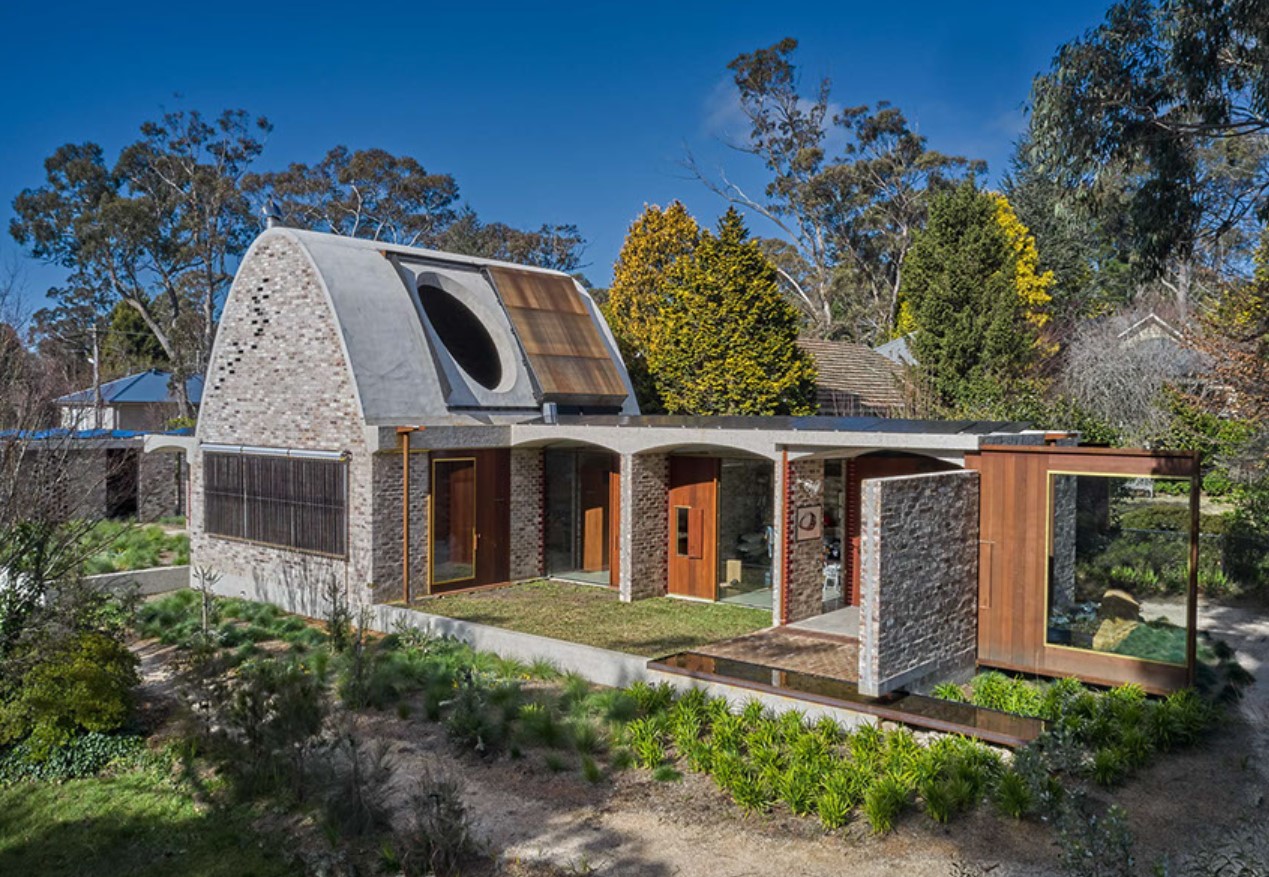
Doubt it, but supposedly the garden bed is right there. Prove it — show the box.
[82,520,189,575]
[410,580,771,656]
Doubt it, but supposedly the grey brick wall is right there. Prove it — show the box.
[619,452,668,601]
[191,234,374,611]
[138,451,185,522]
[509,448,544,581]
[370,447,430,603]
[784,458,826,623]
[858,469,979,696]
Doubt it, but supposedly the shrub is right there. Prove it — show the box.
[0,731,145,784]
[321,736,396,838]
[580,755,604,784]
[862,774,910,834]
[0,631,139,757]
[214,658,327,799]
[992,769,1034,819]
[394,769,477,877]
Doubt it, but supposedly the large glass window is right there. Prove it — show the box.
[1046,474,1194,665]
[204,451,347,556]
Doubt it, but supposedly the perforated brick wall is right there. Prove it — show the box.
[191,234,374,610]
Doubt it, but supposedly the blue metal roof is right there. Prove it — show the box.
[56,370,203,406]
[0,427,194,441]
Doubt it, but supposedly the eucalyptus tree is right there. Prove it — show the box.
[1027,0,1269,316]
[689,37,983,342]
[10,109,270,412]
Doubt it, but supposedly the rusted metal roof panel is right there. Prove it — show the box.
[486,267,628,404]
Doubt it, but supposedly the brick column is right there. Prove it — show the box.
[782,458,826,623]
[509,448,545,581]
[618,452,669,602]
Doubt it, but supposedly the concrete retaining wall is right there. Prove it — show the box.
[87,564,189,596]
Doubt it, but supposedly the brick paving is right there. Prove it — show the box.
[695,627,859,682]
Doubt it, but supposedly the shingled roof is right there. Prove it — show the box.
[797,338,909,417]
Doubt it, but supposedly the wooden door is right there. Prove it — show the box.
[430,449,509,592]
[579,454,611,572]
[845,453,955,605]
[668,456,719,600]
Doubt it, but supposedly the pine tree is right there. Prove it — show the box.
[651,209,817,415]
[902,183,1046,410]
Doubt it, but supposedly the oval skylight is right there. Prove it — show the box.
[418,283,504,390]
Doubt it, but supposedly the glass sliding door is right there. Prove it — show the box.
[544,449,617,586]
[431,457,476,585]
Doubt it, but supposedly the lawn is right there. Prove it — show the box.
[0,762,293,877]
[412,579,771,656]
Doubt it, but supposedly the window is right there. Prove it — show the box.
[204,451,347,556]
[1046,473,1194,666]
[419,283,503,390]
[675,506,691,556]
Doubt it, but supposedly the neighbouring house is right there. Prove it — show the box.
[57,369,203,432]
[873,333,917,366]
[796,338,910,417]
[163,227,1201,698]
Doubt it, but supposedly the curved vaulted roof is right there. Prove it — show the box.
[241,228,637,426]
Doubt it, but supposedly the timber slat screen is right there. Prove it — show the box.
[484,266,629,405]
[204,452,348,556]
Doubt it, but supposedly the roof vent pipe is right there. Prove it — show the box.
[262,196,283,229]
[542,402,558,425]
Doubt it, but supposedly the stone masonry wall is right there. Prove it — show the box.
[370,447,430,604]
[619,452,668,601]
[858,469,979,696]
[784,458,826,623]
[509,448,544,581]
[191,233,374,615]
[1050,474,1078,614]
[138,451,185,522]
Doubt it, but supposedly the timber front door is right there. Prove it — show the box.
[429,449,509,592]
[667,456,719,600]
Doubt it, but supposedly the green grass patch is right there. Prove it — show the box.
[412,580,770,656]
[82,520,189,575]
[0,760,292,877]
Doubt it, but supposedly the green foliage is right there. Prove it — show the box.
[715,37,982,341]
[82,521,189,575]
[0,631,139,756]
[862,774,910,834]
[392,770,478,877]
[902,183,1046,410]
[992,769,1034,819]
[605,205,816,415]
[0,732,145,784]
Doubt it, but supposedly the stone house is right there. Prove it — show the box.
[172,227,1200,697]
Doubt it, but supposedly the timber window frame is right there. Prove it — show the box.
[203,448,348,557]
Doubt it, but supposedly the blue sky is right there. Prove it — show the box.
[1,0,1111,308]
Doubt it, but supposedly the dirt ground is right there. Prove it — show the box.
[131,599,1269,877]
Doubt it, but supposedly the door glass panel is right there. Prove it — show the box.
[432,458,476,584]
[675,506,690,556]
[1046,473,1195,666]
